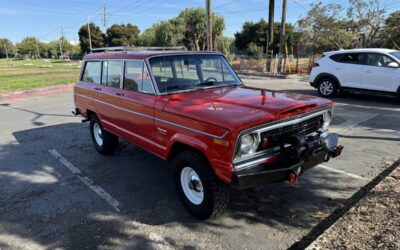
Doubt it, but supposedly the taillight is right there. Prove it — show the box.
[312,63,320,68]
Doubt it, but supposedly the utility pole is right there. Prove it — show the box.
[268,0,275,49]
[87,17,93,52]
[59,27,64,59]
[4,42,9,60]
[102,5,110,33]
[206,0,213,51]
[267,0,275,72]
[35,39,41,59]
[279,0,287,73]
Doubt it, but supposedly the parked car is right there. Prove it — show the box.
[310,48,400,98]
[74,47,343,219]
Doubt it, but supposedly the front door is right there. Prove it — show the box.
[362,53,400,92]
[115,60,161,155]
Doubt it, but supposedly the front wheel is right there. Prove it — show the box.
[175,150,230,219]
[90,115,119,155]
[317,78,339,97]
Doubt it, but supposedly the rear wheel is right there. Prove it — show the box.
[90,115,118,155]
[174,150,230,219]
[317,78,339,97]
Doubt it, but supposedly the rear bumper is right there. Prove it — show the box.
[231,133,342,189]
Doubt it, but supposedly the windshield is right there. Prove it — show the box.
[148,54,242,94]
[389,51,400,61]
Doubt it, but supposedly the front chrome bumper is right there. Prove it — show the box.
[231,133,343,189]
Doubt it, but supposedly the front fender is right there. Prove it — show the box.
[167,133,234,184]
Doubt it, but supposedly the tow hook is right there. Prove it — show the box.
[331,145,344,158]
[289,166,302,186]
[324,133,343,160]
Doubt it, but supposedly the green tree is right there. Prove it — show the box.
[234,19,297,54]
[0,38,16,58]
[78,23,105,53]
[379,11,400,49]
[177,8,224,51]
[347,0,386,47]
[106,24,140,46]
[16,37,42,58]
[298,3,357,52]
[139,7,225,51]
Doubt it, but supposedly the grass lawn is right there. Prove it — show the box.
[0,59,81,94]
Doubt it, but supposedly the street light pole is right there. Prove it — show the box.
[87,17,93,52]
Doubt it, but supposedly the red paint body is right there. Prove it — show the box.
[74,51,332,184]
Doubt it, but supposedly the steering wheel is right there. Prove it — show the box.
[204,77,218,83]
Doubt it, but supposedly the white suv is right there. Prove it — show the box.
[310,48,400,98]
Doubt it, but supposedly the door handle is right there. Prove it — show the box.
[116,92,124,96]
[365,71,373,73]
[94,87,102,91]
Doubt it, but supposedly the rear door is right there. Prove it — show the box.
[334,53,363,88]
[95,59,123,128]
[361,53,400,92]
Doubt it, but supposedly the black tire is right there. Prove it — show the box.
[174,150,230,219]
[89,115,118,155]
[317,77,339,97]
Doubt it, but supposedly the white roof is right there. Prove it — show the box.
[324,48,398,55]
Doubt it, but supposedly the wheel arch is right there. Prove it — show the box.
[315,73,341,88]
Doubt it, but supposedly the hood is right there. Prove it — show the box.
[162,86,332,132]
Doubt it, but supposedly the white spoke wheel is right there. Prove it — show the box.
[93,122,103,146]
[318,78,338,97]
[89,115,119,155]
[180,167,204,205]
[175,150,230,219]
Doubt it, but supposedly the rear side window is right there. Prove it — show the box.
[82,61,101,84]
[124,61,154,94]
[102,60,122,88]
[338,53,362,64]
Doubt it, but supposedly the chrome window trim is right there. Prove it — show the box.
[144,54,243,96]
[232,107,332,164]
[80,60,102,84]
[123,59,157,95]
[74,93,229,139]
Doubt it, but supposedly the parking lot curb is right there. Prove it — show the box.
[0,83,74,102]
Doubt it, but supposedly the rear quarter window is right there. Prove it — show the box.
[329,54,342,62]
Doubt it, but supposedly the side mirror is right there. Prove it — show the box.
[387,62,399,68]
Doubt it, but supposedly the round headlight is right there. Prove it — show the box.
[240,134,258,155]
[323,111,333,128]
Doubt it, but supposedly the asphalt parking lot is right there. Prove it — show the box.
[0,76,399,249]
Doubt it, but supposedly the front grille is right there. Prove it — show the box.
[261,115,323,147]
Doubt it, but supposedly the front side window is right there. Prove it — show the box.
[124,61,154,94]
[366,53,395,67]
[82,61,101,84]
[149,55,241,94]
[339,53,362,64]
[389,51,400,61]
[102,60,122,88]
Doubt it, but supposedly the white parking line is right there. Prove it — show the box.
[49,149,122,212]
[317,164,365,180]
[336,113,378,135]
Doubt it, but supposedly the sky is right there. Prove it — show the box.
[0,0,399,43]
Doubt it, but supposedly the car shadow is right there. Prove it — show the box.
[0,122,361,249]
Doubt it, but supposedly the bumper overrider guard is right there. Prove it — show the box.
[232,133,343,189]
